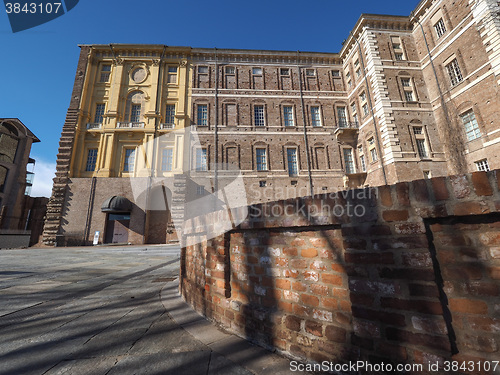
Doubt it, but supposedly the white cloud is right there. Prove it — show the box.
[30,159,56,198]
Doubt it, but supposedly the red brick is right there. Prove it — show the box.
[290,259,307,269]
[301,248,318,258]
[378,185,393,207]
[351,306,406,326]
[350,293,375,306]
[471,171,493,196]
[291,238,306,246]
[380,298,443,315]
[376,342,408,361]
[325,325,347,343]
[385,328,450,351]
[345,252,394,264]
[382,210,409,222]
[322,297,337,309]
[305,320,323,337]
[301,294,319,307]
[283,247,298,256]
[453,201,490,216]
[351,333,373,349]
[285,315,301,331]
[322,273,343,285]
[488,267,500,279]
[342,238,367,250]
[342,224,391,236]
[311,284,329,296]
[467,316,500,332]
[408,283,440,298]
[449,298,488,314]
[275,279,291,290]
[395,182,410,206]
[277,301,293,313]
[443,264,483,280]
[431,177,449,201]
[379,267,435,281]
[413,179,430,202]
[292,281,307,292]
[463,281,499,296]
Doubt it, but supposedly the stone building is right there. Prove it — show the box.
[43,0,500,246]
[0,118,46,248]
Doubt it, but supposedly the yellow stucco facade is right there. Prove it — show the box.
[70,45,191,180]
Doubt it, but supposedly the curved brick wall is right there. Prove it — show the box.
[180,171,500,374]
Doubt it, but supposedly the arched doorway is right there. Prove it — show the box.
[101,196,133,244]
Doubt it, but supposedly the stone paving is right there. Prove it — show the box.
[0,245,306,375]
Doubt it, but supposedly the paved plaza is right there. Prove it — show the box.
[0,245,303,375]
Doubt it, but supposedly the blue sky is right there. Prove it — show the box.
[0,0,419,197]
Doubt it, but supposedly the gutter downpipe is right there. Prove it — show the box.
[214,48,219,199]
[297,51,314,198]
[351,31,388,186]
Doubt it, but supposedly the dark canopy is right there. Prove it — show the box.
[101,196,132,213]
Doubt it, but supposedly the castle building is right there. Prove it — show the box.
[43,0,500,246]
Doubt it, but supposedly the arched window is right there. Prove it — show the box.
[124,91,145,123]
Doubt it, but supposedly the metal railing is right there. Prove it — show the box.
[338,121,359,129]
[86,123,102,129]
[117,122,145,128]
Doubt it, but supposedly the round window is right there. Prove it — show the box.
[131,67,147,83]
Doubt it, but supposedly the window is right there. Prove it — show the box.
[196,148,208,171]
[446,59,463,86]
[392,36,406,61]
[337,107,347,127]
[475,159,490,172]
[280,68,290,76]
[94,104,105,124]
[358,145,366,172]
[362,103,369,116]
[165,104,176,125]
[283,106,294,127]
[332,70,340,77]
[196,186,205,195]
[225,66,235,75]
[252,67,263,75]
[351,103,358,124]
[100,64,111,83]
[85,149,98,172]
[256,148,267,171]
[259,181,267,187]
[416,139,428,158]
[130,104,141,122]
[368,137,378,162]
[197,104,208,126]
[413,127,423,135]
[287,148,298,176]
[346,72,351,88]
[360,92,366,102]
[423,171,431,179]
[461,110,481,141]
[401,78,411,87]
[343,148,355,174]
[198,66,208,74]
[434,18,446,38]
[305,69,316,76]
[254,105,265,126]
[123,149,136,172]
[405,91,414,102]
[356,68,361,78]
[311,106,321,127]
[167,66,178,84]
[161,148,173,171]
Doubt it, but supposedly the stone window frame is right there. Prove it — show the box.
[286,146,299,176]
[167,66,178,85]
[434,18,447,39]
[252,103,266,127]
[282,105,295,127]
[475,159,490,172]
[195,103,209,126]
[225,66,236,75]
[391,36,407,61]
[357,144,366,172]
[367,136,378,163]
[161,148,174,172]
[223,102,238,127]
[460,109,482,142]
[280,68,290,76]
[94,103,106,124]
[341,146,356,174]
[121,147,137,174]
[252,67,263,76]
[85,148,98,172]
[195,147,208,171]
[99,63,112,83]
[443,55,464,88]
[164,103,176,126]
[310,105,322,127]
[254,145,269,171]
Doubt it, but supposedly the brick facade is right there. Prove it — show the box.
[43,0,500,246]
[181,169,500,373]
